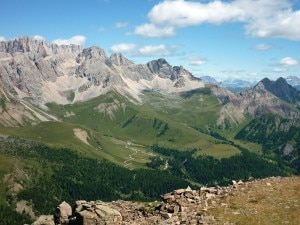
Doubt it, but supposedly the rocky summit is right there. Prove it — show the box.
[31,176,300,225]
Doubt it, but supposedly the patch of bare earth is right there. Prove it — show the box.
[73,128,91,146]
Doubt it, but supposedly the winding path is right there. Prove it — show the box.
[123,141,155,170]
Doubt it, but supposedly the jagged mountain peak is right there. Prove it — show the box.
[260,77,290,87]
[0,36,46,53]
[147,58,171,71]
[0,36,82,57]
[77,46,106,61]
[0,37,205,108]
[147,58,181,81]
[257,77,300,104]
[110,53,133,66]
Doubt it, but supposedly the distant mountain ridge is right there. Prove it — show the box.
[200,76,256,92]
[286,76,300,90]
[259,77,300,104]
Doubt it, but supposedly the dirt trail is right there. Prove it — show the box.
[123,142,154,170]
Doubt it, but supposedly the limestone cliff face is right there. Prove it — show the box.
[0,37,82,104]
[0,37,204,106]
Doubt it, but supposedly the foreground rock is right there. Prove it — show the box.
[30,181,240,225]
[30,176,300,225]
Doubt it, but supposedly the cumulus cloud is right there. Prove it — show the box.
[33,35,45,41]
[245,10,300,40]
[0,36,6,42]
[149,0,244,27]
[144,0,300,40]
[52,35,86,46]
[137,44,176,57]
[187,56,207,66]
[110,43,136,53]
[279,57,299,66]
[133,23,175,38]
[115,22,128,28]
[255,43,272,51]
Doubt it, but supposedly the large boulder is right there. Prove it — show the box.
[54,201,72,225]
[75,201,122,225]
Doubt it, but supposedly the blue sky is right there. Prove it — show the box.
[0,0,299,82]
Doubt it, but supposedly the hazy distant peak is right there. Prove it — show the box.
[200,76,220,85]
[285,76,300,90]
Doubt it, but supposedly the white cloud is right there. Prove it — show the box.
[245,10,300,40]
[52,35,86,46]
[137,44,176,57]
[273,67,287,72]
[115,22,128,28]
[279,57,299,66]
[255,43,272,51]
[145,0,300,40]
[0,36,6,42]
[149,0,244,27]
[110,43,136,53]
[33,35,45,41]
[188,56,207,66]
[133,23,175,38]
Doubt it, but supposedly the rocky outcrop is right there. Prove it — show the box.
[109,53,133,67]
[74,201,122,225]
[31,179,256,225]
[54,201,72,225]
[30,176,300,225]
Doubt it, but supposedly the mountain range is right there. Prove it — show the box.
[201,75,300,92]
[0,37,299,127]
[0,37,299,224]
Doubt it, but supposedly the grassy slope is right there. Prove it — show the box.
[44,90,242,160]
[210,176,300,225]
[0,89,263,170]
[0,123,153,169]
